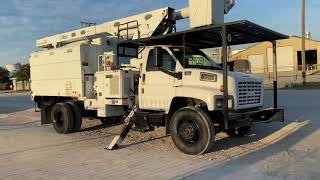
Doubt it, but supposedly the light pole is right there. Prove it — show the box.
[301,0,306,86]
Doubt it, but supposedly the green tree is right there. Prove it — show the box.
[14,63,30,81]
[0,66,9,83]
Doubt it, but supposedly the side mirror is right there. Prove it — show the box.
[177,72,183,80]
[154,47,163,68]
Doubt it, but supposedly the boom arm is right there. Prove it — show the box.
[37,8,175,48]
[36,0,235,49]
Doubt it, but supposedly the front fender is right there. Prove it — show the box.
[173,85,222,111]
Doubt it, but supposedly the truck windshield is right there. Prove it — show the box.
[170,47,222,70]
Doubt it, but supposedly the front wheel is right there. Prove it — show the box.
[170,107,215,155]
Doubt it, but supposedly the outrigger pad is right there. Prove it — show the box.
[107,135,123,150]
[106,108,136,150]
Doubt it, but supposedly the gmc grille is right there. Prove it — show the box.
[238,81,262,106]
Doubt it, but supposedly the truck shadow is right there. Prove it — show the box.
[120,135,168,148]
[79,117,314,158]
[79,120,292,153]
[80,120,124,132]
[209,122,286,153]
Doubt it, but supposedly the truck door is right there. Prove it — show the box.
[139,48,176,111]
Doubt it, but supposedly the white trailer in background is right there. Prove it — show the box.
[30,0,285,155]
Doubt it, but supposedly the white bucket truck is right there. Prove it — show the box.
[30,0,285,155]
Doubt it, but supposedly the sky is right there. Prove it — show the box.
[0,0,319,67]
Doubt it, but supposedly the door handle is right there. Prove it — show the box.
[142,74,146,83]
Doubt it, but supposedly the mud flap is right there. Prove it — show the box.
[41,105,52,125]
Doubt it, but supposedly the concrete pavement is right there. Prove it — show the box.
[0,90,319,179]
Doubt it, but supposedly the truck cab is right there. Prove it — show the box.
[136,45,263,113]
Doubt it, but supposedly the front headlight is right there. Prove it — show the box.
[200,73,217,82]
[215,96,234,109]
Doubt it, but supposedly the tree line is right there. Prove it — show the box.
[0,63,30,84]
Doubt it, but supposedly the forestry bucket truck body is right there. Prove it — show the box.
[30,0,285,155]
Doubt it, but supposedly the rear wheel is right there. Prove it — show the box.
[51,103,74,134]
[66,102,82,132]
[170,107,215,155]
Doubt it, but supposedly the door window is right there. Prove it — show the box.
[146,49,176,72]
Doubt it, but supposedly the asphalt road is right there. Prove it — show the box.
[0,93,34,113]
[0,90,319,179]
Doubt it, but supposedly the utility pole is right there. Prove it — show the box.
[222,23,228,130]
[301,0,306,86]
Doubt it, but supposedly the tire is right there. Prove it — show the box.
[170,107,215,155]
[66,102,82,132]
[51,103,74,134]
[226,126,252,137]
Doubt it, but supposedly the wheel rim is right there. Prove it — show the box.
[53,110,64,128]
[177,119,200,144]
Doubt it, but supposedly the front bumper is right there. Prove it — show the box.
[228,108,284,129]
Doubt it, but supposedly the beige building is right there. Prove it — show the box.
[230,36,320,74]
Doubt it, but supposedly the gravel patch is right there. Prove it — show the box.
[71,118,285,161]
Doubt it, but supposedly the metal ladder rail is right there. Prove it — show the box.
[117,20,140,40]
[116,20,140,65]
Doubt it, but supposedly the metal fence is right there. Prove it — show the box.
[235,64,320,89]
[13,80,30,91]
